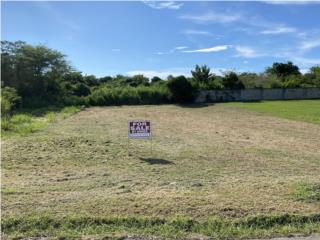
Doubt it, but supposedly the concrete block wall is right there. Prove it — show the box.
[195,88,320,103]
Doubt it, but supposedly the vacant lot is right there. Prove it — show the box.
[2,101,320,239]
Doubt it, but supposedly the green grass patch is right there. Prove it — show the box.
[292,182,320,203]
[2,213,320,239]
[1,188,19,195]
[1,106,81,138]
[226,100,320,124]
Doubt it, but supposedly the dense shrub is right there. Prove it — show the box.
[167,76,195,103]
[73,83,91,97]
[238,73,260,88]
[151,76,162,84]
[222,72,245,89]
[63,95,89,106]
[281,75,304,88]
[266,61,301,79]
[88,86,170,106]
[1,86,22,115]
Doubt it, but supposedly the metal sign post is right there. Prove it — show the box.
[128,120,152,156]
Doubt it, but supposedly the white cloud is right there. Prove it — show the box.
[300,38,320,50]
[143,1,183,10]
[179,12,241,24]
[210,68,229,76]
[127,67,228,78]
[182,45,230,53]
[300,68,310,74]
[175,46,188,50]
[154,46,188,55]
[127,69,190,78]
[260,26,296,34]
[234,46,264,58]
[183,29,212,36]
[292,57,320,66]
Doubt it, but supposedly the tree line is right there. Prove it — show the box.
[1,41,320,114]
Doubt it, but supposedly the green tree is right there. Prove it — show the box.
[99,76,112,84]
[301,66,320,87]
[310,66,320,76]
[1,41,71,102]
[238,72,260,88]
[83,75,98,86]
[191,65,214,87]
[222,72,245,89]
[167,76,194,103]
[73,83,91,96]
[151,76,162,84]
[266,61,301,79]
[131,75,150,87]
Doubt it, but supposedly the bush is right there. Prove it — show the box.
[63,95,89,106]
[88,86,170,106]
[1,98,11,115]
[282,75,304,88]
[1,86,22,115]
[73,83,91,97]
[222,72,245,89]
[136,86,170,104]
[167,76,195,103]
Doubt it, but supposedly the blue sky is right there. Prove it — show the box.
[2,1,320,78]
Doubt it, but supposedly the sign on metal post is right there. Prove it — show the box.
[127,120,152,156]
[128,120,151,139]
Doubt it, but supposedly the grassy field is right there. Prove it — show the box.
[2,100,320,239]
[1,106,81,138]
[227,100,320,124]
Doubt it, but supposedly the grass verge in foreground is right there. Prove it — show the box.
[1,106,81,138]
[2,214,320,239]
[226,100,320,124]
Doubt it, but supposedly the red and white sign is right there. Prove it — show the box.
[128,120,151,138]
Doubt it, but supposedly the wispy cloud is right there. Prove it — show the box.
[300,38,320,50]
[234,46,264,58]
[179,12,241,24]
[183,29,212,36]
[155,46,188,55]
[143,1,183,10]
[182,45,230,53]
[175,46,188,50]
[127,69,190,78]
[292,57,320,66]
[260,26,296,34]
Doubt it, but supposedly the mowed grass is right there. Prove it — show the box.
[2,101,320,239]
[227,100,320,124]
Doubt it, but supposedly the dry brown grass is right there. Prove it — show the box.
[2,104,320,220]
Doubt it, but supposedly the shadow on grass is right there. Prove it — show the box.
[140,157,174,165]
[177,103,213,108]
